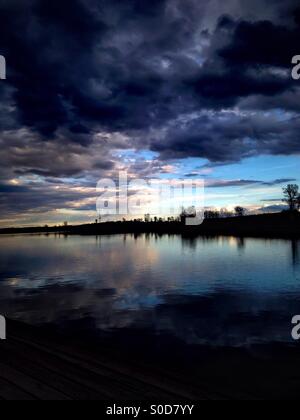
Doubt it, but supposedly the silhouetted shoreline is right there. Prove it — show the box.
[1,212,300,239]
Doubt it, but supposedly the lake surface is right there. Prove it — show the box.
[0,234,300,350]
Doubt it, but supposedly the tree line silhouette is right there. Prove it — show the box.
[87,184,299,226]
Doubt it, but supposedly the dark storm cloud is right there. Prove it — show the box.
[1,0,299,139]
[182,16,296,109]
[0,181,97,218]
[217,17,299,68]
[148,8,300,160]
[0,0,107,136]
[151,111,300,161]
[0,0,300,223]
[0,128,117,182]
[0,0,178,134]
[0,184,30,193]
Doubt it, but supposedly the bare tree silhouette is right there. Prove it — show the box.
[283,184,299,211]
[235,207,246,217]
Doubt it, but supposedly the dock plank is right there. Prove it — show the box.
[0,320,208,400]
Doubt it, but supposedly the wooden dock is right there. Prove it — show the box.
[0,320,214,400]
[1,319,300,400]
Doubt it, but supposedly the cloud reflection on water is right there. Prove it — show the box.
[0,234,299,347]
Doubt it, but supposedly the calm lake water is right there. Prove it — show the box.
[0,234,300,349]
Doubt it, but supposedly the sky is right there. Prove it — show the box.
[0,0,299,226]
